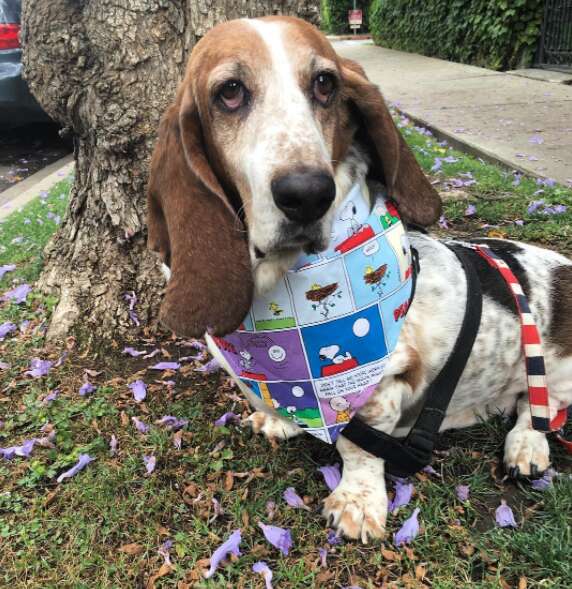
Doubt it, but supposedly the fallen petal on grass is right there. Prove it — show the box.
[495,500,518,528]
[129,380,147,402]
[258,522,293,556]
[204,529,242,579]
[150,362,180,371]
[394,507,420,546]
[318,464,341,491]
[455,484,470,502]
[214,412,241,427]
[56,454,94,483]
[390,480,414,512]
[143,455,156,474]
[252,561,273,589]
[283,486,311,511]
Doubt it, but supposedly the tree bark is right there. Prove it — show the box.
[20,0,319,342]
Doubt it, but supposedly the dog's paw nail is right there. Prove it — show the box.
[530,463,539,479]
[508,466,520,479]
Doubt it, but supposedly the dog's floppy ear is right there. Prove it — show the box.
[340,58,441,226]
[147,86,253,337]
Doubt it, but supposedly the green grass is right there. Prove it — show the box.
[0,139,571,588]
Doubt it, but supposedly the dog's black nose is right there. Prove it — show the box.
[271,170,335,224]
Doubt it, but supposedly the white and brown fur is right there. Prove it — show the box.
[147,16,572,543]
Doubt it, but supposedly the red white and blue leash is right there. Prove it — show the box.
[474,244,571,452]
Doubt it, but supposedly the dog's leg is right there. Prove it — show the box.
[504,396,551,478]
[322,375,406,543]
[246,411,303,441]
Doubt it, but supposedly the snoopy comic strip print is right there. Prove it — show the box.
[212,183,414,443]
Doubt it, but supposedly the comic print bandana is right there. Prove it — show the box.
[212,182,414,444]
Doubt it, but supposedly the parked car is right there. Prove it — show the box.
[0,0,50,127]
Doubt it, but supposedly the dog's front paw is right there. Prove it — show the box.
[322,482,388,543]
[245,411,303,441]
[504,427,550,478]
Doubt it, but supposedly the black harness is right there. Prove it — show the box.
[342,244,483,477]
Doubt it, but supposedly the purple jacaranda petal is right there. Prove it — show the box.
[131,416,149,433]
[211,497,223,522]
[79,381,95,396]
[390,480,414,512]
[173,429,183,450]
[529,135,544,145]
[0,264,16,279]
[194,357,220,374]
[536,177,556,187]
[26,358,53,378]
[109,434,118,456]
[422,465,440,477]
[143,455,156,474]
[318,464,341,491]
[545,204,567,215]
[514,219,524,226]
[19,320,30,334]
[456,484,470,501]
[327,529,343,545]
[283,487,311,511]
[0,322,16,340]
[151,361,180,371]
[204,529,242,579]
[512,173,522,186]
[443,155,458,163]
[3,283,31,304]
[258,522,293,556]
[431,158,442,172]
[531,471,553,491]
[129,380,147,402]
[266,501,276,520]
[1,438,35,460]
[122,347,146,357]
[35,430,56,448]
[56,453,94,483]
[155,415,188,430]
[394,507,421,546]
[318,547,328,568]
[465,204,477,216]
[0,361,10,370]
[495,500,517,528]
[438,215,449,229]
[186,339,207,351]
[214,412,241,427]
[143,349,160,359]
[528,199,545,214]
[252,561,273,589]
[158,539,173,566]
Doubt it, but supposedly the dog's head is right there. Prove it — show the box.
[147,16,441,337]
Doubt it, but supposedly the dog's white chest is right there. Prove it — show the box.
[211,184,414,443]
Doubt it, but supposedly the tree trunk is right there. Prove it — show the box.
[20,0,320,343]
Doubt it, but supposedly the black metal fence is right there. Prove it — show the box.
[536,0,572,69]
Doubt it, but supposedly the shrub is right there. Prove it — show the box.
[321,0,369,35]
[368,0,544,70]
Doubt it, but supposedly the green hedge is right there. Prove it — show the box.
[369,0,544,70]
[321,0,369,35]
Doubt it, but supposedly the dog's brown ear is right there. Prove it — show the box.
[147,87,253,337]
[340,58,441,226]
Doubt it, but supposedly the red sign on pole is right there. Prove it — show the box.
[348,9,363,27]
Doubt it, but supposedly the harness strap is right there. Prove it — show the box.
[474,244,568,433]
[342,244,483,477]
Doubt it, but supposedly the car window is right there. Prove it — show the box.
[0,0,21,25]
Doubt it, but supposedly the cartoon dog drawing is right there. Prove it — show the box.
[329,396,352,423]
[339,200,362,237]
[239,350,253,369]
[319,344,353,364]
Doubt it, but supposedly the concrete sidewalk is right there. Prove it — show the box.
[333,40,572,186]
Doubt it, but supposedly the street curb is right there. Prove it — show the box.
[394,108,548,182]
[0,153,74,219]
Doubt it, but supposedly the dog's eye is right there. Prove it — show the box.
[313,72,336,105]
[218,80,246,111]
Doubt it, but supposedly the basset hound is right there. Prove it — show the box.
[147,16,572,542]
